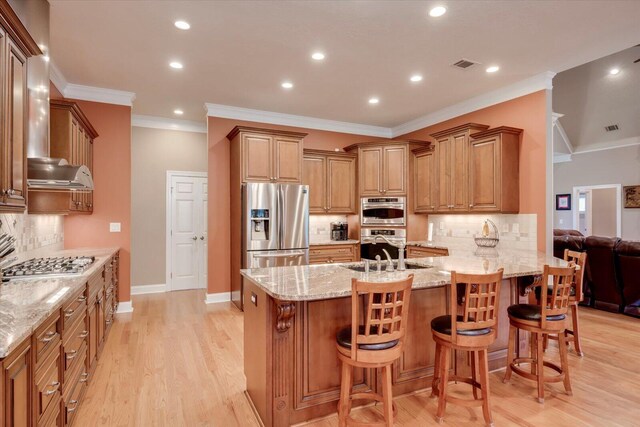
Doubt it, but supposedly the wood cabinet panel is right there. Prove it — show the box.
[327,156,356,213]
[309,244,358,264]
[242,134,273,182]
[33,313,60,370]
[413,148,435,213]
[406,246,449,258]
[359,147,382,196]
[34,348,60,423]
[302,154,326,213]
[469,136,500,211]
[274,137,302,183]
[383,146,406,195]
[2,339,31,427]
[435,137,451,211]
[450,133,469,211]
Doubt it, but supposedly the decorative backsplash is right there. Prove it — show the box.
[0,213,64,256]
[427,214,537,250]
[309,215,349,243]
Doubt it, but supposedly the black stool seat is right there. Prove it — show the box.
[336,326,399,351]
[507,304,566,321]
[430,315,492,336]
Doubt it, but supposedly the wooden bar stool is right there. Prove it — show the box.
[543,250,587,356]
[430,269,504,427]
[336,275,414,427]
[503,264,576,403]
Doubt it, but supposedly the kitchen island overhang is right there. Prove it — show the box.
[240,249,568,427]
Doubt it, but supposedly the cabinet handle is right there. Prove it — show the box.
[469,204,474,207]
[39,331,57,343]
[192,236,198,241]
[66,350,78,360]
[78,330,89,339]
[44,381,60,396]
[200,236,205,240]
[64,308,75,318]
[77,295,87,302]
[87,203,93,208]
[80,372,89,383]
[67,400,79,413]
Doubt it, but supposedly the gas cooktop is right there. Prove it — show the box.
[1,256,96,280]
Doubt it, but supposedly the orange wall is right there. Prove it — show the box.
[397,90,549,251]
[206,118,383,294]
[51,84,132,302]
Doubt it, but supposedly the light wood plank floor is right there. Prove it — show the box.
[74,290,639,427]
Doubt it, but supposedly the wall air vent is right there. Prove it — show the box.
[452,59,478,69]
[604,124,619,132]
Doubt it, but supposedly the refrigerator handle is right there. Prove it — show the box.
[278,184,284,250]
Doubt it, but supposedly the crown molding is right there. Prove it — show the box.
[390,71,556,137]
[132,114,207,134]
[553,153,572,163]
[205,103,392,138]
[49,60,68,93]
[64,83,136,107]
[572,136,640,155]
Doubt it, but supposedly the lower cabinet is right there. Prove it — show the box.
[1,339,32,426]
[406,245,449,258]
[309,244,359,264]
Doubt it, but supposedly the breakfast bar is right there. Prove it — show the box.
[240,248,568,427]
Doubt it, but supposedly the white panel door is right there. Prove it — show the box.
[170,174,208,291]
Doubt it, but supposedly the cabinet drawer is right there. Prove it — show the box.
[309,245,356,257]
[35,345,61,422]
[63,315,88,377]
[87,267,104,296]
[34,312,61,368]
[61,288,87,331]
[63,355,87,427]
[38,393,61,427]
[406,246,449,258]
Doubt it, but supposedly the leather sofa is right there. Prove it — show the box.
[552,230,639,317]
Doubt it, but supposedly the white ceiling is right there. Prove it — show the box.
[49,1,640,128]
[553,45,640,152]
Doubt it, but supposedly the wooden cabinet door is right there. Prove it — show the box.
[96,295,105,348]
[383,146,406,196]
[3,38,28,210]
[435,137,451,211]
[469,136,500,212]
[241,134,273,182]
[413,150,435,212]
[359,146,383,196]
[327,156,356,214]
[450,132,469,212]
[87,303,97,369]
[87,139,94,212]
[303,154,326,213]
[2,341,32,427]
[274,137,302,183]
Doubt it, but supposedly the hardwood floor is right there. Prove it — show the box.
[74,290,639,427]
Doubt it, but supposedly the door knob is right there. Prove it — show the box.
[192,236,198,241]
[200,236,205,240]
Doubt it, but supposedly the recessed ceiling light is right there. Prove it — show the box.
[281,81,294,89]
[486,65,500,73]
[311,52,325,61]
[429,6,447,17]
[609,68,620,75]
[174,109,184,115]
[410,74,423,82]
[368,97,380,105]
[169,61,183,69]
[174,20,190,30]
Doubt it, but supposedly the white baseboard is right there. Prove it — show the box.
[115,301,134,314]
[131,284,166,295]
[205,292,231,304]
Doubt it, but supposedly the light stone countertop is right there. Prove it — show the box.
[0,247,120,358]
[406,241,449,251]
[241,246,568,302]
[310,239,359,246]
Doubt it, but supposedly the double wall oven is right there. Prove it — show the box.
[360,197,406,260]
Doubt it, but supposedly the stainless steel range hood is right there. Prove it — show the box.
[27,158,94,191]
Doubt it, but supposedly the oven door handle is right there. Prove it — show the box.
[252,251,306,259]
[362,203,404,209]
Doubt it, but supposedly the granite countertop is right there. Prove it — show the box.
[241,246,568,302]
[310,239,359,246]
[0,247,120,359]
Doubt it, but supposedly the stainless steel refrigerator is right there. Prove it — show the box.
[242,183,309,270]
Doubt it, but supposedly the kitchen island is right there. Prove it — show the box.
[240,247,568,427]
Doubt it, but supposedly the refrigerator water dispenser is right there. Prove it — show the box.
[250,209,270,241]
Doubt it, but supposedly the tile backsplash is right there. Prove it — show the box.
[309,215,348,243]
[427,214,537,250]
[0,213,64,257]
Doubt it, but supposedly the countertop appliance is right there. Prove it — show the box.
[1,256,96,281]
[361,197,406,226]
[360,228,406,260]
[330,222,349,241]
[243,183,309,269]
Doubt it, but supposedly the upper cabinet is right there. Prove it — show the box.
[28,100,99,215]
[303,149,356,214]
[346,141,420,197]
[228,126,306,184]
[432,123,489,212]
[468,127,522,213]
[412,146,436,213]
[0,4,42,213]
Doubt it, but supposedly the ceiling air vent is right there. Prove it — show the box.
[604,124,619,132]
[452,59,478,69]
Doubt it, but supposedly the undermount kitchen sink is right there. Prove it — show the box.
[342,262,432,273]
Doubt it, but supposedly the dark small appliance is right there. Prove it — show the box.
[330,222,349,241]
